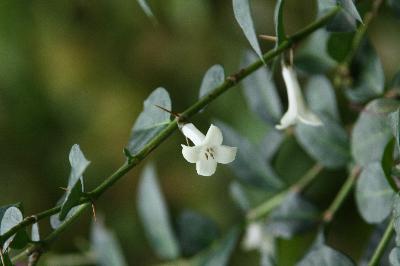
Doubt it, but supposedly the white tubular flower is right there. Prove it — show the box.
[276,65,323,130]
[181,123,237,176]
[242,222,264,250]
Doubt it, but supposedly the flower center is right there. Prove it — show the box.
[203,147,215,160]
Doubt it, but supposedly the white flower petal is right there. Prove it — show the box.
[196,158,217,176]
[298,110,323,126]
[181,145,201,163]
[182,123,205,145]
[275,110,297,130]
[204,124,223,146]
[215,145,237,164]
[242,223,264,251]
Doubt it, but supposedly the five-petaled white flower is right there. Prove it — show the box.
[181,123,237,176]
[276,65,323,130]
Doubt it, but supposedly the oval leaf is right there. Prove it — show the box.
[0,206,23,250]
[297,245,354,266]
[127,87,172,155]
[355,162,395,224]
[137,164,180,259]
[233,0,263,61]
[199,65,225,99]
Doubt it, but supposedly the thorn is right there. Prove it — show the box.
[91,203,97,222]
[154,105,181,118]
[59,187,68,191]
[259,34,277,42]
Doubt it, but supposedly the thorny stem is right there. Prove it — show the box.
[3,7,340,263]
[246,164,323,221]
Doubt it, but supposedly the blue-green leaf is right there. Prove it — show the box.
[297,245,354,266]
[0,206,23,250]
[355,162,395,224]
[317,0,359,32]
[233,0,263,61]
[177,210,219,257]
[274,0,286,45]
[31,223,40,242]
[241,51,282,123]
[137,164,180,260]
[127,88,172,155]
[199,65,225,99]
[392,193,400,245]
[381,138,397,191]
[351,99,399,166]
[216,121,284,191]
[91,219,128,266]
[266,192,319,239]
[295,115,350,169]
[346,39,385,103]
[229,181,275,212]
[193,227,240,266]
[390,247,400,266]
[59,144,90,220]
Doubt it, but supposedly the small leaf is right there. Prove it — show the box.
[266,192,319,239]
[355,162,395,224]
[177,210,220,257]
[346,39,385,103]
[0,206,23,250]
[199,65,225,99]
[295,115,350,169]
[31,223,40,242]
[390,247,400,266]
[229,181,275,211]
[294,29,337,74]
[274,0,286,45]
[91,219,128,266]
[216,121,284,191]
[305,75,340,121]
[259,129,284,161]
[393,193,400,245]
[137,164,180,259]
[241,51,283,123]
[297,245,354,266]
[317,0,358,32]
[327,32,354,62]
[137,0,157,23]
[127,87,172,155]
[338,0,362,23]
[391,70,400,91]
[351,98,400,166]
[233,0,264,61]
[59,144,90,220]
[193,227,240,266]
[381,138,397,191]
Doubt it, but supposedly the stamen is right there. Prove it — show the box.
[205,153,209,160]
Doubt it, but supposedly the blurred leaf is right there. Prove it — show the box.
[50,204,85,230]
[229,181,274,211]
[297,245,354,266]
[327,32,354,62]
[391,70,400,90]
[296,115,350,169]
[346,40,385,103]
[260,129,284,161]
[91,219,127,266]
[233,0,263,61]
[388,0,400,18]
[216,121,284,191]
[9,228,29,250]
[127,88,171,155]
[137,0,157,22]
[356,162,395,224]
[137,164,180,260]
[241,52,282,123]
[199,65,225,99]
[60,144,90,220]
[352,99,399,166]
[381,138,397,191]
[317,0,358,32]
[0,206,23,250]
[31,222,40,242]
[393,193,400,245]
[193,227,239,266]
[266,192,319,239]
[177,210,220,257]
[390,247,400,266]
[305,75,340,121]
[389,108,400,153]
[295,29,337,74]
[274,0,286,45]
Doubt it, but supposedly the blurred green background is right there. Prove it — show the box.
[0,0,399,265]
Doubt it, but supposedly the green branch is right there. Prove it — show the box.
[368,218,394,266]
[2,6,340,260]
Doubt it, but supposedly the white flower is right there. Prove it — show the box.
[276,65,323,130]
[181,123,237,176]
[242,222,264,250]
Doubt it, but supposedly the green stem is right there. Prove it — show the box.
[246,164,323,221]
[368,218,394,266]
[3,6,340,259]
[322,166,360,223]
